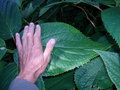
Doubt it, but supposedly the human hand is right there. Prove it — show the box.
[15,23,56,83]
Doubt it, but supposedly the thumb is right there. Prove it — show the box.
[44,39,56,63]
[36,39,56,75]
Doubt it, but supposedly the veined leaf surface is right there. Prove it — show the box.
[14,22,110,76]
[0,0,22,40]
[102,7,120,47]
[41,22,110,76]
[74,57,113,90]
[95,50,120,89]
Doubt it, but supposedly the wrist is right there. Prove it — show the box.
[16,72,37,83]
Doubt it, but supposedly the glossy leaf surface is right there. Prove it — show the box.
[0,0,22,40]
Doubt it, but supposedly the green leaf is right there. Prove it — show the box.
[0,63,18,90]
[95,50,120,90]
[22,0,45,18]
[0,0,22,40]
[39,6,51,17]
[115,0,120,5]
[0,38,7,60]
[44,70,75,90]
[102,7,120,47]
[22,3,34,18]
[0,61,7,72]
[35,76,45,90]
[13,49,19,66]
[93,61,113,89]
[13,0,23,7]
[32,0,45,8]
[16,22,109,76]
[39,2,64,17]
[74,57,113,90]
[65,0,99,7]
[40,22,110,76]
[99,0,115,6]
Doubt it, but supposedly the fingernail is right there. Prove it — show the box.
[50,39,56,45]
[30,22,34,26]
[16,33,19,36]
[25,25,29,29]
[36,25,39,28]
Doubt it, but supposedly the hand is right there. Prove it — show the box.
[15,23,56,83]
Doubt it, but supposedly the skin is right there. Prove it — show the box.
[15,22,56,83]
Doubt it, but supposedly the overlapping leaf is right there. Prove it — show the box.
[74,57,113,90]
[95,50,120,89]
[0,63,18,90]
[41,22,110,76]
[0,0,22,40]
[102,7,120,47]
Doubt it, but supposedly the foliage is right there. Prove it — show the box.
[0,0,120,90]
[74,57,113,90]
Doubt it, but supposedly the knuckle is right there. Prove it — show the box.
[27,33,32,37]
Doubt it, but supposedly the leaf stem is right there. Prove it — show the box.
[72,4,96,28]
[23,19,29,24]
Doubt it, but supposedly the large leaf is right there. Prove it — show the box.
[0,38,7,60]
[102,7,120,47]
[0,0,22,40]
[41,22,110,76]
[44,70,75,90]
[74,57,113,90]
[15,22,109,76]
[0,63,18,90]
[95,50,120,89]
